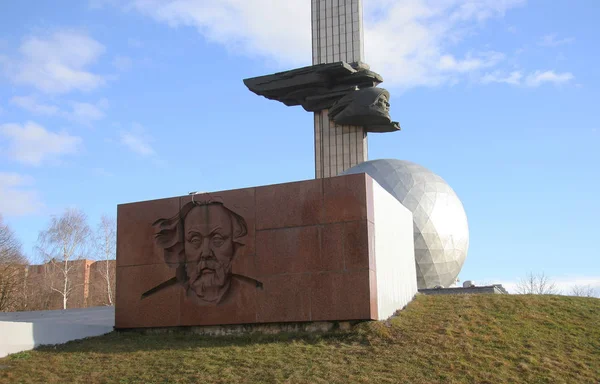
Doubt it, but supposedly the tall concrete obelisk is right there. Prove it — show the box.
[312,0,367,178]
[244,1,400,179]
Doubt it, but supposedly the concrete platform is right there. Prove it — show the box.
[0,306,114,358]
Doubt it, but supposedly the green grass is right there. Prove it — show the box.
[1,294,599,383]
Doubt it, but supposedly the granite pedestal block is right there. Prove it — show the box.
[115,174,417,329]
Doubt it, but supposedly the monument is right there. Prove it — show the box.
[115,0,421,330]
[116,175,417,328]
[244,0,400,179]
[244,1,470,289]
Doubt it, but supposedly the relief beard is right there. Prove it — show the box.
[194,262,228,298]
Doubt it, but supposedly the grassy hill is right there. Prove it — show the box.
[1,294,598,384]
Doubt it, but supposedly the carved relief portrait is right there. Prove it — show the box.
[329,87,400,132]
[148,199,259,306]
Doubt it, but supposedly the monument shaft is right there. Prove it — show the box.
[312,0,367,178]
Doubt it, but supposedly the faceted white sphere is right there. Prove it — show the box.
[342,159,469,289]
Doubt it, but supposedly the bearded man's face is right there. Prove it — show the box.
[183,204,235,304]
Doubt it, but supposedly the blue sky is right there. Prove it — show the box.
[0,0,598,293]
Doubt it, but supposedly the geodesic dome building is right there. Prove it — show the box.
[342,159,469,289]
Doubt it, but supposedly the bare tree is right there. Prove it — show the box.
[36,208,91,309]
[515,272,560,295]
[570,285,597,298]
[17,263,54,311]
[94,215,116,306]
[0,215,28,311]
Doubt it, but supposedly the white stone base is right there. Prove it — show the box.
[372,180,418,320]
[0,306,114,358]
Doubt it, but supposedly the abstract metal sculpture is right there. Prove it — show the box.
[244,61,399,133]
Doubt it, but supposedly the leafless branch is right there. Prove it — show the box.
[94,215,116,306]
[0,215,28,311]
[570,285,597,298]
[515,272,560,295]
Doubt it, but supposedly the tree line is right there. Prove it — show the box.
[515,272,598,297]
[0,208,116,312]
[1,210,597,312]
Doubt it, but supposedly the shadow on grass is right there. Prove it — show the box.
[32,327,369,355]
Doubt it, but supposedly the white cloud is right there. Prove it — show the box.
[0,172,33,188]
[3,30,106,94]
[438,51,504,73]
[112,55,133,71]
[363,0,527,88]
[128,0,311,65]
[480,70,574,87]
[481,70,522,85]
[110,0,526,90]
[524,70,574,87]
[67,99,108,124]
[10,95,108,125]
[0,121,82,166]
[0,172,43,216]
[119,123,155,156]
[10,95,60,115]
[539,34,575,47]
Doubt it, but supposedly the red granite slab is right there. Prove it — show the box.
[256,274,312,323]
[323,173,369,224]
[117,197,180,267]
[255,226,320,275]
[256,178,323,230]
[115,264,180,328]
[310,270,373,321]
[116,174,379,328]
